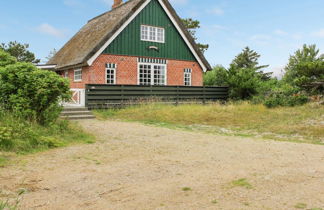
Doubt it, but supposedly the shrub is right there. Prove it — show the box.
[263,85,309,108]
[203,65,228,86]
[0,62,70,125]
[0,49,16,67]
[227,68,263,100]
[0,110,94,153]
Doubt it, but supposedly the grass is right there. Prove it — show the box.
[182,187,192,191]
[0,200,19,210]
[230,178,253,189]
[0,189,25,210]
[94,102,324,144]
[294,203,307,209]
[211,200,218,204]
[0,111,95,167]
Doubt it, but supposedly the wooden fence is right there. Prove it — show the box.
[85,84,229,109]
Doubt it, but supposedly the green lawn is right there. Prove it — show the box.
[94,102,324,144]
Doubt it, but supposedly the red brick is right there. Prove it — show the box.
[59,54,203,89]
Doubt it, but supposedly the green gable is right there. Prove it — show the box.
[102,0,196,61]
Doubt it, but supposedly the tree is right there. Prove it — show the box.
[227,68,262,100]
[283,44,324,86]
[0,41,40,64]
[230,47,271,80]
[0,49,16,67]
[203,65,228,86]
[182,18,209,53]
[292,60,324,93]
[226,47,270,99]
[45,48,57,62]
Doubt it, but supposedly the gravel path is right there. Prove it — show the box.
[0,119,323,210]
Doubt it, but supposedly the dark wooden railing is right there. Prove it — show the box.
[85,84,229,109]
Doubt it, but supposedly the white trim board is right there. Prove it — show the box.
[87,0,207,72]
[157,0,207,72]
[87,0,151,66]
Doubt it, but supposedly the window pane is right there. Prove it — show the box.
[149,27,156,41]
[139,64,152,85]
[157,28,164,42]
[106,63,116,84]
[184,69,192,86]
[153,65,165,85]
[141,25,148,40]
[74,69,82,81]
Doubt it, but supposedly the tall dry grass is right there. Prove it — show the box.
[95,102,324,144]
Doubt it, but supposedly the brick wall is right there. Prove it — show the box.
[60,54,203,89]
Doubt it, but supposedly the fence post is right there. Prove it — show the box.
[85,84,89,108]
[121,85,124,107]
[203,86,206,105]
[176,86,179,106]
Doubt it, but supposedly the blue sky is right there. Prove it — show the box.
[1,0,324,77]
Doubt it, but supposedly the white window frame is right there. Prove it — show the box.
[141,25,165,43]
[64,70,69,78]
[184,68,192,86]
[105,63,117,85]
[137,63,167,86]
[74,69,82,82]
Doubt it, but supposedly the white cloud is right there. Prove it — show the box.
[36,23,66,38]
[169,0,188,5]
[274,29,288,36]
[311,29,324,38]
[291,33,303,40]
[250,34,272,45]
[207,7,224,16]
[201,24,226,36]
[270,66,285,79]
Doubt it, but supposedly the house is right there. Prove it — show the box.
[46,0,212,106]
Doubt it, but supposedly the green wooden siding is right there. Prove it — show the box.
[103,0,196,61]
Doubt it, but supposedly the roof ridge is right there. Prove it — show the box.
[88,0,137,23]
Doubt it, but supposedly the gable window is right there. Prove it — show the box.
[184,68,192,86]
[141,25,165,43]
[106,63,116,84]
[74,69,82,82]
[138,63,166,86]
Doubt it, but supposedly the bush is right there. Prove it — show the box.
[203,65,228,86]
[0,49,16,67]
[227,68,263,100]
[0,62,70,125]
[263,85,309,108]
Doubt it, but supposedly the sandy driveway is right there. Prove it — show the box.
[0,119,323,210]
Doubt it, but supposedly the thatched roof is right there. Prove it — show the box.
[48,0,212,71]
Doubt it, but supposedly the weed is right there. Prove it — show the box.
[0,156,8,167]
[0,189,25,210]
[182,187,192,192]
[211,200,218,204]
[243,202,250,206]
[294,203,307,209]
[230,178,253,189]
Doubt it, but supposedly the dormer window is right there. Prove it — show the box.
[141,25,165,43]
